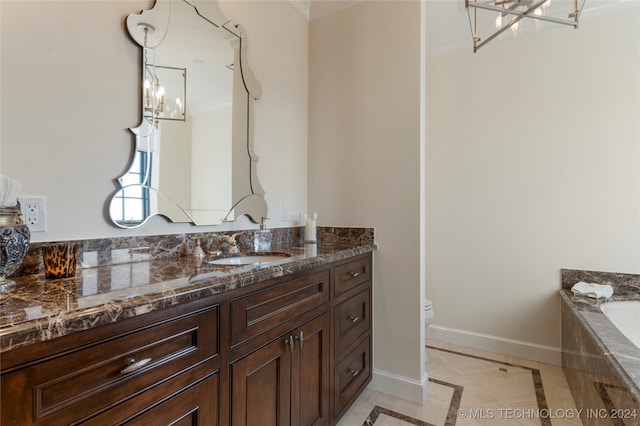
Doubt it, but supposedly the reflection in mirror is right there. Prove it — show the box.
[108,0,267,228]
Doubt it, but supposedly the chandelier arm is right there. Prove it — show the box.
[474,13,526,51]
[473,2,479,43]
[468,0,546,14]
[468,1,579,27]
[505,1,524,15]
[466,3,479,48]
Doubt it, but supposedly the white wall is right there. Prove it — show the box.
[425,5,640,362]
[0,0,308,241]
[309,0,424,402]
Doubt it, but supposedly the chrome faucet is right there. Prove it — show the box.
[222,232,242,254]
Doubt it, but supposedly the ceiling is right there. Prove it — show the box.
[285,0,638,56]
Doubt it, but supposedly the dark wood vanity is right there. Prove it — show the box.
[0,249,372,425]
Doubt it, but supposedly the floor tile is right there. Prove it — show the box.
[337,340,582,426]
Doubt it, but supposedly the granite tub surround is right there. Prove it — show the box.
[561,269,640,300]
[560,269,640,425]
[0,226,375,353]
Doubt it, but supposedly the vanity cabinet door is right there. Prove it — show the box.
[292,312,330,426]
[230,334,292,426]
[229,312,330,426]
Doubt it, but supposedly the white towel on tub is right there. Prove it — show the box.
[571,282,614,299]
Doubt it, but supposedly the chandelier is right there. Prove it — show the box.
[141,25,186,127]
[465,0,586,52]
[143,64,186,127]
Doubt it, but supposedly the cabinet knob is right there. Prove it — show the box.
[348,315,360,323]
[295,331,304,348]
[349,271,361,278]
[348,368,361,377]
[120,357,152,374]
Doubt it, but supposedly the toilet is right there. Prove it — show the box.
[424,299,434,330]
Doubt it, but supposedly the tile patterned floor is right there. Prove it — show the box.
[337,341,582,426]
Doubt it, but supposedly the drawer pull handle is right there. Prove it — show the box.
[295,331,304,348]
[348,368,361,377]
[121,357,152,374]
[348,315,360,323]
[284,335,295,352]
[349,272,361,278]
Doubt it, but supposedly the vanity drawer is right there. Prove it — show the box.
[334,287,371,358]
[1,305,219,425]
[230,270,330,347]
[86,371,220,425]
[333,335,371,420]
[333,254,371,297]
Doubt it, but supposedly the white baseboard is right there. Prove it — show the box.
[369,368,429,405]
[427,325,562,366]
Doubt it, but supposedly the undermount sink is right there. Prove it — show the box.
[206,252,291,266]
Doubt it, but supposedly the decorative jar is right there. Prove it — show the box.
[0,205,30,291]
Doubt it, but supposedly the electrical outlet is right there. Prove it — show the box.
[18,196,47,232]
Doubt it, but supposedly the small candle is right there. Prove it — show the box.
[305,213,317,243]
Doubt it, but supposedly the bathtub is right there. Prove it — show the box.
[600,301,640,349]
[560,269,640,425]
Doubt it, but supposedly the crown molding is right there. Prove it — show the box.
[286,0,638,57]
[285,0,364,22]
[285,0,312,21]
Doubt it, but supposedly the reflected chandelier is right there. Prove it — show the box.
[465,0,586,52]
[141,25,186,128]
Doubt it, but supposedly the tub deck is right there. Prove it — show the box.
[560,269,640,425]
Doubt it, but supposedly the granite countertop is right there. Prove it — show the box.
[0,241,376,354]
[560,269,640,402]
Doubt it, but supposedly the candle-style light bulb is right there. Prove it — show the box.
[157,85,165,112]
[144,79,151,107]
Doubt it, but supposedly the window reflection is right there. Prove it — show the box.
[79,249,152,301]
[109,151,151,225]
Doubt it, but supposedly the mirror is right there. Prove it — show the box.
[108,0,267,228]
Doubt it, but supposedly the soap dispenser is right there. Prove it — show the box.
[192,238,205,258]
[254,217,272,251]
